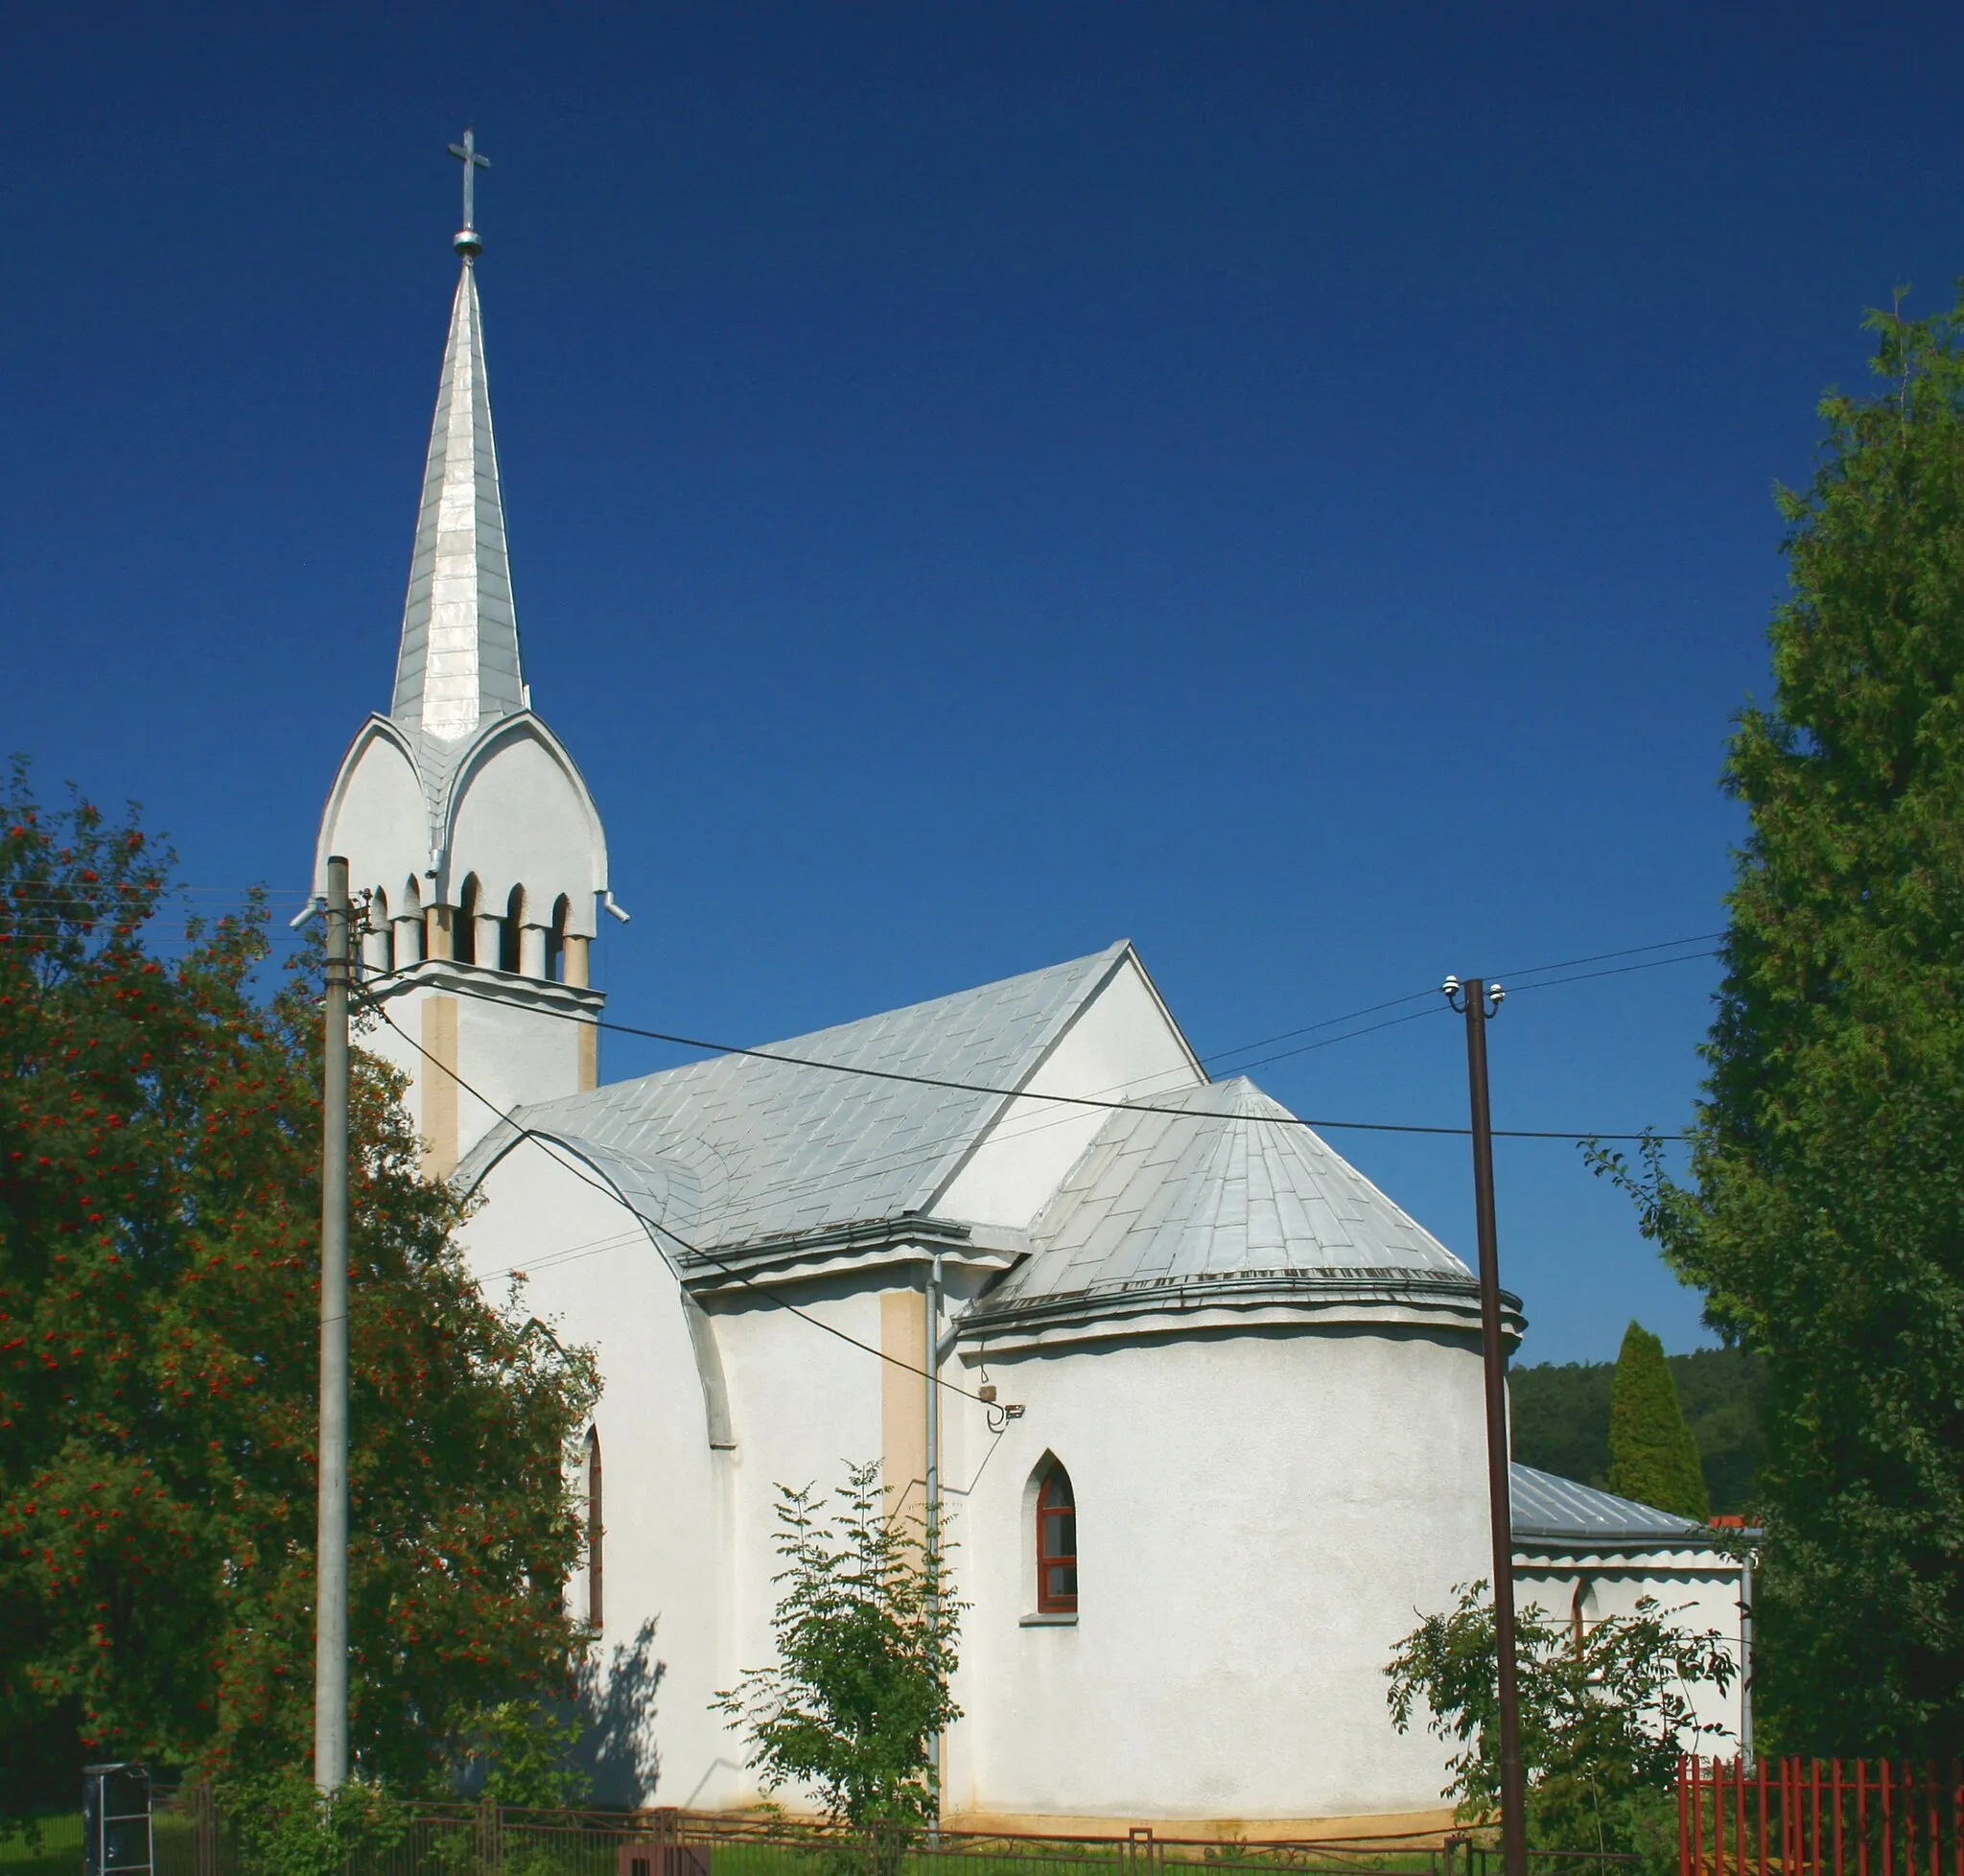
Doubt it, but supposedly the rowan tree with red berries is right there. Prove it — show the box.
[0,762,597,1803]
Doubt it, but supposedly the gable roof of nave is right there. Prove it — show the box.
[456,940,1136,1256]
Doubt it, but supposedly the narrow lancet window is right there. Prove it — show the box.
[1037,1464,1077,1614]
[585,1425,604,1631]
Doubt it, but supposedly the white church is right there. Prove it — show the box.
[311,198,1751,1837]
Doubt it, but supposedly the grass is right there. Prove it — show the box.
[0,1813,82,1876]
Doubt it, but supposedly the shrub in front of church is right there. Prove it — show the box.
[0,763,600,1799]
[1386,1580,1737,1864]
[716,1461,960,1840]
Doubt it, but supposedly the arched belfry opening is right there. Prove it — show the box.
[500,885,525,975]
[363,886,391,973]
[396,876,424,966]
[549,894,571,983]
[456,874,480,965]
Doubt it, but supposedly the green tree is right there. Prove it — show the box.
[1387,1582,1736,1864]
[716,1461,960,1834]
[1606,1323,1709,1521]
[1590,288,1964,1756]
[0,765,598,1799]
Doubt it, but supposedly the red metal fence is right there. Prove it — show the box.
[1679,1758,1964,1876]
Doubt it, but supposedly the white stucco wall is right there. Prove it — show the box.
[355,974,595,1168]
[457,1145,737,1807]
[941,1325,1487,1825]
[699,1274,948,1811]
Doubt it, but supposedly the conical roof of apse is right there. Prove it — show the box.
[963,1076,1498,1342]
[390,260,526,742]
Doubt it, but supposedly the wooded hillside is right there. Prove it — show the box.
[1509,1347,1765,1515]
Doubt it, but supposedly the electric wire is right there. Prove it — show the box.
[1494,931,1727,985]
[398,973,1689,1142]
[1492,950,1722,995]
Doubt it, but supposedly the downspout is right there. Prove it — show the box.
[1739,1547,1756,1766]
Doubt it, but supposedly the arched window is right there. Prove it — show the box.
[456,875,479,965]
[1036,1464,1077,1614]
[1571,1575,1599,1658]
[585,1425,604,1630]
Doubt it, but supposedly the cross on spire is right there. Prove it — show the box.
[448,127,490,257]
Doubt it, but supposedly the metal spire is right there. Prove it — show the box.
[449,127,490,258]
[389,136,524,742]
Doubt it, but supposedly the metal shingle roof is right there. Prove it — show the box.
[1509,1462,1710,1543]
[986,1075,1472,1309]
[462,942,1131,1253]
[391,260,526,744]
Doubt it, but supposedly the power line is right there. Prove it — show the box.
[1495,931,1727,985]
[402,973,1686,1142]
[1499,950,1721,994]
[1200,987,1438,1067]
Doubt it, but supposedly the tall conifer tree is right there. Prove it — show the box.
[1606,1322,1709,1521]
[1595,291,1964,1756]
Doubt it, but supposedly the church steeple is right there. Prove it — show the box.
[313,129,616,1176]
[390,256,526,741]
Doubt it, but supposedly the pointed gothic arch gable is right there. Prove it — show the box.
[442,713,609,935]
[314,715,430,905]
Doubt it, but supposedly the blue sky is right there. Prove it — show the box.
[5,3,1959,1362]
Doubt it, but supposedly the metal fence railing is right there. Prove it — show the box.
[17,1793,1644,1876]
[1678,1756,1964,1876]
[330,1806,1469,1876]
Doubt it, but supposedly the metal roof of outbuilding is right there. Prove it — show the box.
[1509,1462,1729,1547]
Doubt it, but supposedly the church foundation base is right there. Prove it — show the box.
[918,1808,1459,1844]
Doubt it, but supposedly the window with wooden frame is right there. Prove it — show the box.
[585,1426,604,1630]
[1036,1464,1077,1613]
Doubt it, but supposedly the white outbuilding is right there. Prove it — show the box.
[308,226,1746,1837]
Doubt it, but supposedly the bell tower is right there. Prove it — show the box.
[311,132,622,1177]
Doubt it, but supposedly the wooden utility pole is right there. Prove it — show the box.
[315,856,352,1791]
[1444,973,1525,1876]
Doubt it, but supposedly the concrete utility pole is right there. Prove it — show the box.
[1443,974,1525,1876]
[924,1253,944,1839]
[315,856,352,1792]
